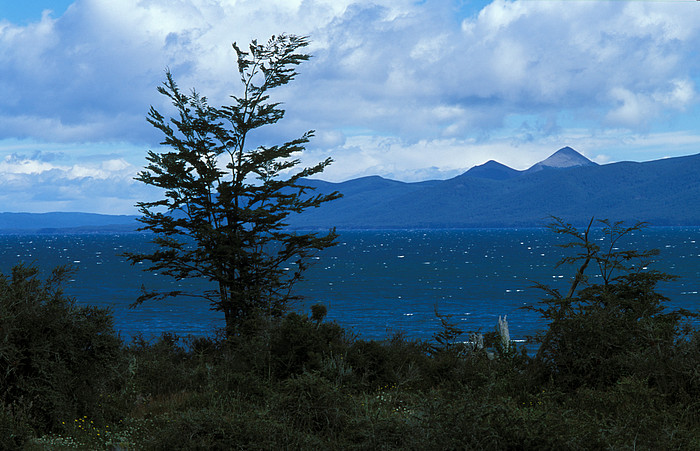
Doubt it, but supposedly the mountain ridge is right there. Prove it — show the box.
[0,212,140,234]
[287,149,700,229]
[2,148,698,232]
[462,160,521,180]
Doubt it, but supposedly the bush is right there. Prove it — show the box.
[0,401,31,449]
[528,218,698,391]
[269,311,348,380]
[0,264,124,434]
[535,271,689,389]
[275,371,351,435]
[125,332,200,398]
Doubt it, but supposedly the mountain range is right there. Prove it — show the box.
[0,212,139,234]
[1,147,699,232]
[286,146,700,229]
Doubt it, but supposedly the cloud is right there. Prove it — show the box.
[0,146,149,213]
[1,0,700,213]
[283,0,700,149]
[301,127,700,184]
[605,79,697,128]
[2,0,698,143]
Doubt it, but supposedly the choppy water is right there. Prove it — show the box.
[1,228,698,342]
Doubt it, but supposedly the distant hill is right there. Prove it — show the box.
[288,148,700,229]
[3,148,699,232]
[462,160,521,180]
[0,212,139,234]
[459,146,598,181]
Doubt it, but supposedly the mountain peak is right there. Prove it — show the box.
[462,160,520,180]
[527,147,597,173]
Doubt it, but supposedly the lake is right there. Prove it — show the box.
[1,227,698,343]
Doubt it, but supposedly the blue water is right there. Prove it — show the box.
[0,228,698,342]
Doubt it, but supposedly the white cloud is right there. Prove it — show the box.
[1,0,700,212]
[0,145,148,213]
[605,88,654,128]
[288,0,700,147]
[303,127,700,184]
[658,79,696,108]
[0,150,137,182]
[2,0,698,142]
[605,79,697,128]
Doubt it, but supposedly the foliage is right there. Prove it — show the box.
[269,311,348,380]
[0,264,124,439]
[13,295,700,450]
[527,217,698,390]
[430,305,466,354]
[126,35,341,337]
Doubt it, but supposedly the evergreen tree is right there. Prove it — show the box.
[126,35,341,336]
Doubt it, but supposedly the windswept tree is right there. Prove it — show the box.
[126,35,341,337]
[527,217,696,389]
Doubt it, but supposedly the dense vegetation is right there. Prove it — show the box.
[1,221,699,449]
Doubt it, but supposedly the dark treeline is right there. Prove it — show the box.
[2,220,700,449]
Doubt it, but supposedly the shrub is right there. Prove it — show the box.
[269,310,348,380]
[528,218,698,390]
[0,401,31,449]
[125,332,200,398]
[275,371,351,434]
[0,264,124,433]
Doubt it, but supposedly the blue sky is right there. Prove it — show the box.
[1,0,699,214]
[0,1,74,24]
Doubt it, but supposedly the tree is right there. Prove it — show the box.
[126,35,341,337]
[527,217,697,389]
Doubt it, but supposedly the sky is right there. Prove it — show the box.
[1,0,699,214]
